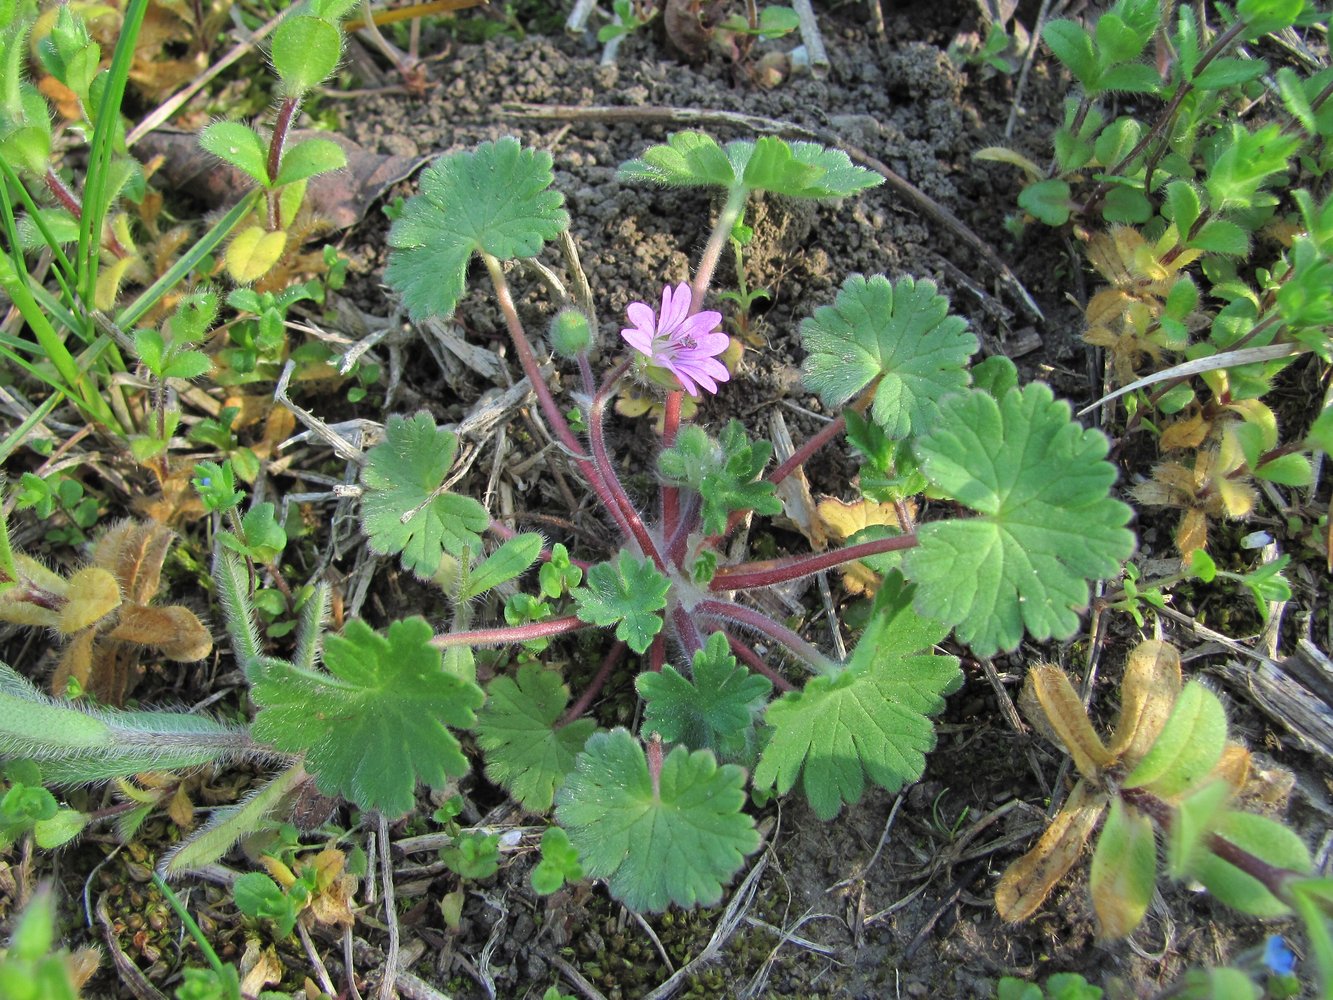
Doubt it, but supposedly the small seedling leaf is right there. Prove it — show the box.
[1089,798,1157,938]
[753,575,960,819]
[249,617,484,817]
[274,137,347,187]
[636,632,771,762]
[800,274,978,439]
[225,226,287,285]
[908,384,1134,655]
[360,412,490,579]
[385,138,569,320]
[462,533,543,600]
[1018,178,1073,225]
[474,663,597,812]
[531,826,584,895]
[1167,779,1234,879]
[572,551,669,654]
[200,121,270,186]
[617,131,738,188]
[737,137,882,199]
[555,728,759,912]
[1123,681,1227,798]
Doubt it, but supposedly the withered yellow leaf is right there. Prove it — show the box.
[1175,508,1208,555]
[1159,414,1210,451]
[108,605,212,662]
[59,567,121,633]
[1020,664,1112,779]
[996,779,1106,923]
[1108,640,1181,762]
[226,226,287,285]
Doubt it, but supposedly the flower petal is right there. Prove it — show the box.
[626,301,657,334]
[659,282,692,336]
[621,328,655,355]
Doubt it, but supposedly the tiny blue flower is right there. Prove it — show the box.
[1262,935,1295,976]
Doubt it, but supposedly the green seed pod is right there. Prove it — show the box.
[550,307,592,358]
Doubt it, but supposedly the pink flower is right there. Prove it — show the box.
[621,282,730,397]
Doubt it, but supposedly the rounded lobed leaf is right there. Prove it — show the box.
[906,383,1135,655]
[555,728,759,912]
[385,137,569,321]
[800,274,978,440]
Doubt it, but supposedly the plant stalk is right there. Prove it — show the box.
[710,533,918,591]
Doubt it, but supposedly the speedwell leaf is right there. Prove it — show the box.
[474,663,597,812]
[800,274,978,439]
[360,412,490,579]
[385,137,569,320]
[753,575,961,819]
[636,631,771,762]
[907,384,1135,655]
[249,617,484,817]
[555,728,759,911]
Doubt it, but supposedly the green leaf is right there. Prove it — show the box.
[161,349,212,380]
[218,502,287,563]
[1307,406,1333,456]
[657,421,782,534]
[752,576,961,819]
[249,617,484,817]
[1236,0,1303,37]
[554,728,759,912]
[618,132,880,199]
[800,275,978,439]
[1102,187,1152,224]
[200,121,270,186]
[907,384,1134,655]
[636,632,772,761]
[1088,797,1157,938]
[32,808,87,849]
[360,412,490,578]
[1123,681,1226,797]
[1190,811,1312,916]
[1192,56,1267,91]
[1188,219,1249,256]
[1255,453,1312,487]
[233,871,298,937]
[1167,779,1233,878]
[538,543,582,599]
[1042,20,1097,88]
[473,663,597,812]
[132,328,166,373]
[385,138,569,320]
[462,533,543,600]
[572,551,669,654]
[274,137,347,187]
[1097,63,1163,94]
[440,831,499,879]
[531,826,583,894]
[1019,178,1073,225]
[270,15,342,95]
[737,136,882,199]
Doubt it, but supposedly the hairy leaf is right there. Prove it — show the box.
[618,131,880,199]
[555,729,759,911]
[996,779,1107,922]
[249,617,484,817]
[636,632,771,761]
[907,384,1135,655]
[1089,797,1157,938]
[657,421,781,534]
[1123,681,1226,799]
[1191,811,1312,916]
[385,138,569,320]
[474,663,597,812]
[360,412,490,579]
[752,576,961,819]
[572,551,669,654]
[800,275,978,439]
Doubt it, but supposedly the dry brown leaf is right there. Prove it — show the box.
[1175,508,1208,555]
[1159,413,1210,451]
[109,604,212,662]
[996,780,1106,922]
[239,941,283,998]
[1107,640,1181,761]
[1020,664,1113,779]
[167,782,195,830]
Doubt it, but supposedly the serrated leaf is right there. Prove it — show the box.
[555,728,759,911]
[1191,811,1311,916]
[907,384,1135,656]
[462,533,543,600]
[360,412,490,578]
[274,137,347,187]
[225,226,287,284]
[1123,681,1226,798]
[636,632,771,761]
[474,663,597,812]
[249,617,484,817]
[572,551,669,654]
[1189,219,1249,256]
[618,131,737,188]
[1042,20,1097,87]
[752,575,960,819]
[657,421,781,534]
[385,138,569,320]
[1089,798,1157,938]
[800,274,978,439]
[200,122,270,186]
[162,350,212,380]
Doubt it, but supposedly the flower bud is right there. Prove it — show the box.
[550,308,592,358]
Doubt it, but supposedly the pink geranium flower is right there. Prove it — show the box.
[621,282,730,397]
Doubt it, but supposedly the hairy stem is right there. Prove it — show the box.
[430,614,590,649]
[661,390,683,554]
[45,170,128,258]
[724,631,797,692]
[670,603,706,660]
[589,358,666,569]
[265,95,299,229]
[690,185,750,313]
[710,533,918,591]
[696,597,836,674]
[561,640,627,724]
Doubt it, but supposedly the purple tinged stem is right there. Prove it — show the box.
[431,614,589,649]
[696,598,834,674]
[710,533,919,592]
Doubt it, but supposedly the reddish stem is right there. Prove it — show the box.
[431,614,589,649]
[47,169,128,258]
[265,96,300,230]
[768,413,845,488]
[670,603,706,660]
[649,633,666,673]
[710,533,918,592]
[724,631,796,692]
[560,640,628,724]
[661,390,683,552]
[696,598,833,674]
